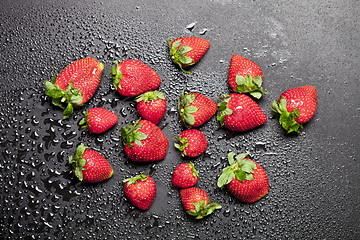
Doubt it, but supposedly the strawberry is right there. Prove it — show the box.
[111,59,161,97]
[271,85,317,134]
[121,119,169,162]
[123,174,156,210]
[45,57,104,119]
[174,129,208,157]
[217,93,267,132]
[167,36,210,74]
[135,91,166,125]
[217,152,269,203]
[180,187,222,219]
[178,89,217,128]
[79,107,118,134]
[228,54,267,99]
[172,162,199,188]
[68,143,113,183]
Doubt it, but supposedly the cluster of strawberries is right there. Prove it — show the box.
[44,36,317,219]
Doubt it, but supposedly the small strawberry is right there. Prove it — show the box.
[271,85,317,134]
[79,107,118,134]
[217,152,269,203]
[123,174,156,210]
[135,91,166,125]
[45,57,104,119]
[217,93,267,132]
[167,36,210,74]
[178,89,217,128]
[174,129,208,157]
[121,119,169,162]
[180,187,222,219]
[172,162,199,188]
[68,143,113,183]
[111,59,161,97]
[228,54,267,99]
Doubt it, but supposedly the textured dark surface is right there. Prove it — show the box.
[0,0,359,239]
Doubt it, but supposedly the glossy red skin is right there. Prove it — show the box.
[180,187,209,211]
[77,149,113,183]
[55,57,103,105]
[115,59,161,97]
[172,163,198,188]
[87,107,118,134]
[224,93,267,132]
[188,93,217,128]
[124,120,169,162]
[124,175,156,210]
[226,159,269,203]
[171,37,210,67]
[228,54,263,92]
[278,85,317,124]
[137,98,166,125]
[179,129,207,157]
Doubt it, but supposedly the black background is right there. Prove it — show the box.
[0,0,359,239]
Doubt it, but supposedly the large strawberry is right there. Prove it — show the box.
[172,162,199,188]
[174,129,208,157]
[68,143,113,183]
[123,174,156,210]
[217,152,269,203]
[45,57,104,119]
[228,54,267,99]
[121,119,169,162]
[167,37,210,74]
[217,93,267,132]
[79,107,118,134]
[135,91,166,125]
[111,59,161,97]
[180,187,222,219]
[271,85,317,134]
[178,89,217,128]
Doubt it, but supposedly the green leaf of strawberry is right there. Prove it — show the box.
[234,74,267,99]
[271,97,303,134]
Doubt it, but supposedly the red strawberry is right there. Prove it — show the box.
[111,59,161,97]
[174,129,208,157]
[217,93,267,132]
[180,187,222,219]
[79,107,118,134]
[172,162,199,188]
[228,54,267,99]
[167,37,210,74]
[123,174,156,210]
[135,91,166,125]
[271,85,317,134]
[121,119,169,162]
[45,57,104,119]
[178,89,217,128]
[69,143,113,183]
[217,152,269,203]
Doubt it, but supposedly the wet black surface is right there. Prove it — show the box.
[0,0,359,239]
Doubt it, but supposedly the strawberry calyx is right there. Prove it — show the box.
[234,74,267,99]
[68,143,89,181]
[178,89,199,128]
[217,152,257,188]
[187,199,222,220]
[271,97,303,134]
[121,119,148,148]
[123,174,148,185]
[135,91,165,103]
[167,37,194,74]
[111,60,123,90]
[79,110,90,129]
[216,95,233,127]
[173,135,189,157]
[44,72,83,120]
